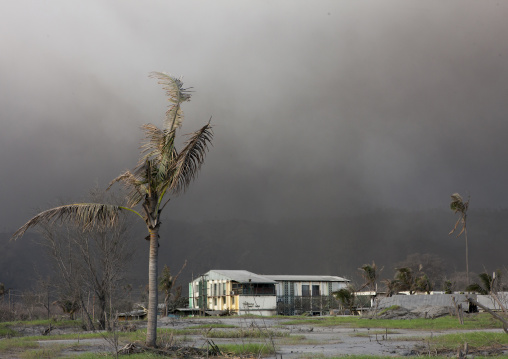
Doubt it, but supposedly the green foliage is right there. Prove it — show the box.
[466,270,502,294]
[390,267,434,294]
[0,327,19,337]
[334,285,356,312]
[158,265,173,293]
[443,280,453,294]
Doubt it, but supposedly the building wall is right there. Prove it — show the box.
[207,279,235,311]
[238,295,277,316]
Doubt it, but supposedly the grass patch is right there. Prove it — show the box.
[282,313,501,330]
[0,318,83,338]
[429,331,508,350]
[0,336,40,351]
[218,342,275,356]
[0,326,19,337]
[19,343,73,359]
[1,319,82,328]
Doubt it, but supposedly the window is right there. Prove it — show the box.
[214,298,217,306]
[223,297,226,305]
[302,284,310,297]
[232,296,235,305]
[312,285,320,296]
[214,283,217,296]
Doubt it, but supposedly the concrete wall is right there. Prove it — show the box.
[376,294,472,310]
[477,292,508,310]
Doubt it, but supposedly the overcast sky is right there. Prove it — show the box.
[2,1,508,231]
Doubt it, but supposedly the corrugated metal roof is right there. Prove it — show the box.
[207,270,277,284]
[263,275,350,282]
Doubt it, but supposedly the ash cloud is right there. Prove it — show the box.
[1,0,508,232]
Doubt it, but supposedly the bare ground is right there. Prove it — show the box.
[3,316,508,358]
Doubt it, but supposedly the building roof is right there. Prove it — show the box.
[263,275,350,282]
[204,270,277,284]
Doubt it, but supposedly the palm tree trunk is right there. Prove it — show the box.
[465,229,469,285]
[146,226,159,347]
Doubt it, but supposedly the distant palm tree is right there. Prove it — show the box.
[449,193,470,284]
[466,271,501,295]
[358,261,380,293]
[12,72,213,347]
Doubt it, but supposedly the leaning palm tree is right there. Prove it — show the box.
[449,192,470,285]
[12,72,213,347]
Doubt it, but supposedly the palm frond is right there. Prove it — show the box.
[108,170,146,208]
[12,203,125,241]
[478,272,493,292]
[449,217,463,235]
[162,123,213,196]
[149,72,192,131]
[149,72,192,104]
[139,124,178,182]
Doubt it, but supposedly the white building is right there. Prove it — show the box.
[189,271,349,316]
[189,270,278,316]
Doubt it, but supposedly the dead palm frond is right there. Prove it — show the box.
[11,203,135,240]
[108,170,147,208]
[148,72,192,131]
[161,122,213,196]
